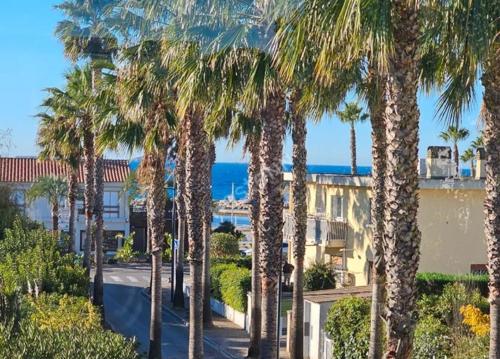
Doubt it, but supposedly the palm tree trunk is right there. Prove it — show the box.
[481,45,500,359]
[52,201,59,233]
[259,92,286,359]
[82,116,95,276]
[146,150,168,359]
[185,112,206,359]
[454,143,460,177]
[289,95,307,359]
[351,122,357,175]
[247,132,262,359]
[383,1,421,357]
[67,169,78,253]
[203,141,215,328]
[367,71,387,359]
[174,137,187,308]
[93,156,105,311]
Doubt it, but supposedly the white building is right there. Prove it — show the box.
[0,157,131,254]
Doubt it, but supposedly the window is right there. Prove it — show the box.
[368,198,373,224]
[470,264,487,275]
[103,191,120,218]
[76,199,85,215]
[331,195,343,219]
[315,185,326,215]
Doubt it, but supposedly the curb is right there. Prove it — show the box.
[141,289,239,359]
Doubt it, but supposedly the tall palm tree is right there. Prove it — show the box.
[42,67,95,273]
[461,148,475,177]
[426,1,499,354]
[439,126,470,176]
[336,101,369,175]
[26,176,68,233]
[202,141,215,328]
[111,39,176,359]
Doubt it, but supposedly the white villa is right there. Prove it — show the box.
[0,157,131,253]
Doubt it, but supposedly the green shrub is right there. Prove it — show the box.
[413,315,452,359]
[210,263,239,300]
[115,233,139,263]
[212,256,252,269]
[219,267,251,312]
[210,233,240,258]
[450,333,488,359]
[324,296,370,359]
[416,272,488,297]
[0,321,141,359]
[27,293,100,331]
[304,263,336,291]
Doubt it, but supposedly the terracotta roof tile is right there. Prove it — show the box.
[0,157,130,183]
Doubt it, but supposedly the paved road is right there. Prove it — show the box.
[102,264,230,358]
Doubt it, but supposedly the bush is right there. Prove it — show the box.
[413,315,452,359]
[416,272,488,297]
[0,321,141,359]
[212,256,252,269]
[210,233,240,259]
[210,263,239,300]
[219,267,251,312]
[324,296,370,359]
[461,304,489,337]
[450,333,488,359]
[114,233,139,263]
[27,293,100,331]
[304,263,336,291]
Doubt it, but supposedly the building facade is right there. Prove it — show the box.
[284,146,487,286]
[0,157,131,254]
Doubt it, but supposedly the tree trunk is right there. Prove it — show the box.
[259,92,286,359]
[247,133,262,359]
[454,143,459,177]
[367,70,387,359]
[146,150,168,359]
[481,45,500,359]
[185,112,206,359]
[383,1,421,358]
[82,116,95,277]
[289,94,307,359]
[67,169,78,253]
[351,123,357,175]
[203,141,215,328]
[93,156,105,312]
[174,136,187,308]
[52,201,59,234]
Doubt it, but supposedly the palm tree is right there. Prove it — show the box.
[336,101,369,175]
[439,126,470,176]
[26,176,68,233]
[42,67,95,273]
[461,148,475,177]
[426,2,499,354]
[111,39,176,359]
[36,107,82,252]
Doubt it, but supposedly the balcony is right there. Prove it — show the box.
[283,214,347,247]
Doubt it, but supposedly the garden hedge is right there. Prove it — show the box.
[210,263,239,300]
[416,272,488,297]
[219,267,251,312]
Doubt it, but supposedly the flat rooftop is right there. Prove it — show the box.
[303,285,372,304]
[283,172,485,190]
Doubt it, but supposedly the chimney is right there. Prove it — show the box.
[426,146,455,178]
[475,147,486,179]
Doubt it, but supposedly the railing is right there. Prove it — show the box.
[283,214,347,247]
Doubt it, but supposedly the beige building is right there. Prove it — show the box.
[284,146,487,287]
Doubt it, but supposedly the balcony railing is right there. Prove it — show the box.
[283,214,347,247]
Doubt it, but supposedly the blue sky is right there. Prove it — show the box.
[0,1,483,166]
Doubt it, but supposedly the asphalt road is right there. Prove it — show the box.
[102,264,230,358]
